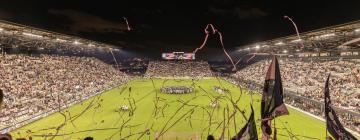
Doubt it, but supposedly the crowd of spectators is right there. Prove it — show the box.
[145,60,212,78]
[283,95,360,133]
[0,54,130,130]
[230,58,360,133]
[232,58,360,111]
[228,77,359,133]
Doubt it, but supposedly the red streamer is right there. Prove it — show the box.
[193,24,236,70]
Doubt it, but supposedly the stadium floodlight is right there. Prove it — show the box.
[283,50,288,53]
[290,39,302,43]
[322,33,335,37]
[73,41,82,45]
[56,38,67,42]
[275,42,284,45]
[316,33,335,39]
[22,32,43,38]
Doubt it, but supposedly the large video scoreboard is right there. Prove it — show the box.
[162,52,195,60]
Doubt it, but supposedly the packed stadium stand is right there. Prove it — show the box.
[0,54,130,130]
[144,60,212,78]
[0,20,117,53]
[232,58,360,111]
[230,58,360,132]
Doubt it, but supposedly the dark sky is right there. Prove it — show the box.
[1,0,359,60]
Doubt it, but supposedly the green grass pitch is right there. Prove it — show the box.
[11,78,328,140]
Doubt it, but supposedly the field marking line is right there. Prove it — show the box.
[286,104,360,137]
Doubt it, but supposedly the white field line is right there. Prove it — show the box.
[286,104,360,137]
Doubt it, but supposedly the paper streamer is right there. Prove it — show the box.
[246,54,256,63]
[123,17,132,31]
[193,24,236,70]
[110,50,120,69]
[284,15,304,48]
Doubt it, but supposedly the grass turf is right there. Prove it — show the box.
[11,78,328,140]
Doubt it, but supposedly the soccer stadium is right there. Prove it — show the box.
[0,1,360,140]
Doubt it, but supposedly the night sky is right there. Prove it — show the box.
[1,0,359,60]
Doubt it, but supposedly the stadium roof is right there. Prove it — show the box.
[1,18,360,58]
[0,20,119,52]
[237,20,360,54]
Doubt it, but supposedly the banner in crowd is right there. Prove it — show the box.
[324,75,357,140]
[234,105,258,140]
[261,55,289,139]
